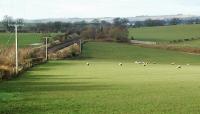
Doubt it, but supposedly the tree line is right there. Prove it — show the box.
[133,18,200,28]
[1,15,200,42]
[0,16,130,42]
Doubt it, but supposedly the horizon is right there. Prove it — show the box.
[1,14,199,21]
[0,0,200,20]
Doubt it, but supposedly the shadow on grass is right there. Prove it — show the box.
[28,67,52,71]
[27,62,77,72]
[72,56,94,60]
[0,81,112,93]
[45,61,76,67]
[26,75,99,80]
[18,75,100,82]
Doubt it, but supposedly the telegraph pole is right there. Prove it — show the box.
[9,23,24,74]
[44,37,50,61]
[14,25,18,74]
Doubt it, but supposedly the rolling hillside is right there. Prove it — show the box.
[129,24,200,43]
[82,42,200,64]
[1,42,200,114]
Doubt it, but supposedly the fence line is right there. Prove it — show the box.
[0,38,81,80]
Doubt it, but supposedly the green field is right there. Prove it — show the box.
[1,42,200,114]
[170,39,200,48]
[0,33,60,47]
[83,42,200,64]
[129,24,200,43]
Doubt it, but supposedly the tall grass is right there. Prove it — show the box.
[49,43,80,59]
[0,44,46,79]
[0,45,16,67]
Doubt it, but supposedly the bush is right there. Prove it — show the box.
[0,46,16,67]
[131,36,134,40]
[49,43,80,59]
[109,27,129,42]
[184,39,190,41]
[177,39,184,42]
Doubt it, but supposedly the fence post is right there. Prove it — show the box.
[80,39,82,53]
[0,71,2,81]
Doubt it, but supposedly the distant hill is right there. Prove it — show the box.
[129,24,200,43]
[25,14,200,23]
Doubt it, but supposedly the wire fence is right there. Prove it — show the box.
[0,32,46,80]
[0,33,81,80]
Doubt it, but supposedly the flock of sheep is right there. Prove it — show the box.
[86,61,190,69]
[134,61,185,69]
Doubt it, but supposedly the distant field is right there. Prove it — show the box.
[0,33,61,47]
[83,42,200,64]
[171,39,200,48]
[1,42,200,114]
[129,24,200,43]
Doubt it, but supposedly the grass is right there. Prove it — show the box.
[129,24,200,43]
[0,42,200,114]
[0,33,60,47]
[170,39,200,48]
[82,42,200,64]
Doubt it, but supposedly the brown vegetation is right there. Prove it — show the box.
[0,45,46,80]
[49,43,80,59]
[136,44,200,54]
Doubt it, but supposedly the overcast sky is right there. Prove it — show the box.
[0,0,200,19]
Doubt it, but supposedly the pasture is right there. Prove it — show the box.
[171,39,200,48]
[0,42,200,114]
[129,24,200,43]
[83,42,200,64]
[0,33,60,47]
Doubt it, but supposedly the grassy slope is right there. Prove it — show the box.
[82,42,200,64]
[170,39,200,48]
[0,33,42,47]
[0,33,60,47]
[0,42,200,114]
[129,24,200,42]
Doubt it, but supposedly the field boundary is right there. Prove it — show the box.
[130,40,157,45]
[135,44,200,55]
[48,38,81,53]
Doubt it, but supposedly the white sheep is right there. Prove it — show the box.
[143,64,147,67]
[171,63,175,65]
[86,62,90,66]
[119,63,123,66]
[176,65,182,69]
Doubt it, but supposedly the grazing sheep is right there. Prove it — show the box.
[146,62,150,64]
[119,63,123,66]
[171,63,175,65]
[152,62,157,64]
[176,65,182,69]
[135,61,149,65]
[186,64,190,66]
[143,62,148,66]
[135,61,141,64]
